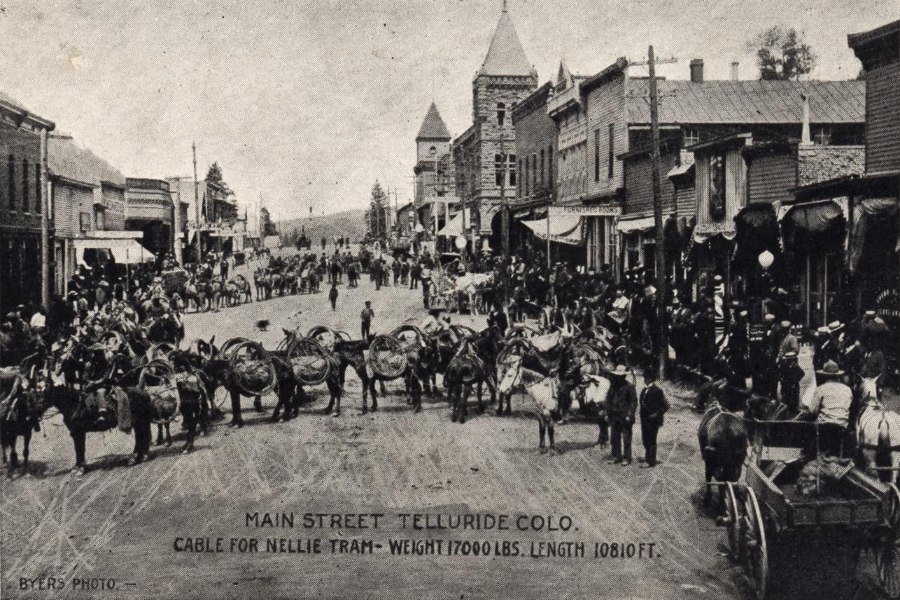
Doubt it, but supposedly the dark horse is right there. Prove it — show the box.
[40,380,155,474]
[698,401,748,511]
[443,338,496,424]
[1,368,41,476]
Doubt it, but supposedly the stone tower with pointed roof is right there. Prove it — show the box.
[416,102,451,164]
[414,102,455,229]
[453,1,537,244]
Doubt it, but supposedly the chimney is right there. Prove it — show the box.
[730,61,739,81]
[801,94,812,144]
[689,59,704,83]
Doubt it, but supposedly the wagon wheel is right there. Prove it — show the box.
[724,482,743,561]
[742,487,769,600]
[875,536,900,600]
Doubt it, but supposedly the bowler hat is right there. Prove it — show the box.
[817,360,845,377]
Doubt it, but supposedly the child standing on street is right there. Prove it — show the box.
[328,283,339,311]
[361,300,374,341]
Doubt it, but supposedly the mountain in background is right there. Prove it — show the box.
[277,208,368,246]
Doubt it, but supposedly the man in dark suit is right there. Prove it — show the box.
[639,367,669,468]
[606,365,637,466]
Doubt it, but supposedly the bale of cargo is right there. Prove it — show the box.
[367,334,408,379]
[287,337,331,386]
[139,359,181,424]
[227,340,276,396]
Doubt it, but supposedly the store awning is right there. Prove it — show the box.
[733,203,780,267]
[522,215,584,245]
[781,200,846,254]
[73,238,155,265]
[849,197,899,274]
[437,212,464,237]
[616,215,656,234]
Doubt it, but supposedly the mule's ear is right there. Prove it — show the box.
[209,335,216,347]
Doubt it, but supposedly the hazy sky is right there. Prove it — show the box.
[1,0,896,219]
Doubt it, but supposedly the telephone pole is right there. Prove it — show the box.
[500,137,509,259]
[192,142,201,264]
[648,45,669,379]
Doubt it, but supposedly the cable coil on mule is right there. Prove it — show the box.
[287,336,332,386]
[139,359,181,425]
[367,334,408,380]
[226,339,277,396]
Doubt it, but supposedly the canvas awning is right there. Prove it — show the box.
[522,215,584,245]
[616,215,656,234]
[73,238,155,265]
[781,200,846,254]
[437,212,464,237]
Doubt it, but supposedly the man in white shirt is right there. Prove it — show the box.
[29,309,47,332]
[801,360,853,429]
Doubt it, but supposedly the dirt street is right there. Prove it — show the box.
[0,268,882,599]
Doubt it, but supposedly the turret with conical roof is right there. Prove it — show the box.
[416,102,451,141]
[478,1,532,77]
[415,102,452,165]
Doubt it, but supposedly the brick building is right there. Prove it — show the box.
[0,92,54,315]
[452,2,537,254]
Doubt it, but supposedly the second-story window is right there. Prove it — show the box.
[683,128,700,147]
[518,158,523,195]
[7,154,15,211]
[594,129,601,182]
[539,149,545,186]
[496,103,506,127]
[608,123,615,179]
[495,154,504,187]
[548,147,554,189]
[813,126,832,146]
[22,159,29,212]
[508,154,516,187]
[34,163,41,214]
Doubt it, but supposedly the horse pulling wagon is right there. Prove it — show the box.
[720,420,900,599]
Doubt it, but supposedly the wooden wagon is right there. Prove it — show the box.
[721,420,900,599]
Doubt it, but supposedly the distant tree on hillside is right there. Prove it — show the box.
[747,26,817,80]
[368,181,389,240]
[259,206,278,236]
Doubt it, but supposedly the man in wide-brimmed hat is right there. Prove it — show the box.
[606,365,637,466]
[800,360,853,429]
